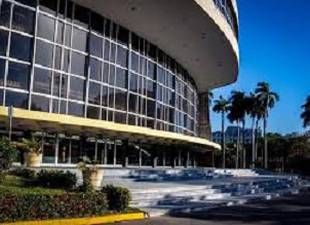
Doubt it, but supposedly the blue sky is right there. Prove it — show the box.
[211,0,310,134]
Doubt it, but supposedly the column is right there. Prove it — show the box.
[198,92,212,139]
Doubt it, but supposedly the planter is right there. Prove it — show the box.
[89,169,104,188]
[25,152,42,167]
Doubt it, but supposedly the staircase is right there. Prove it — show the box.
[102,168,310,217]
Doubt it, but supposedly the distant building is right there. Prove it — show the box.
[212,126,262,145]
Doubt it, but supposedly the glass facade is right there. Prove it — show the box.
[0,0,199,136]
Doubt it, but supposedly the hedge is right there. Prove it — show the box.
[35,170,77,190]
[0,138,17,183]
[0,192,108,223]
[102,185,131,212]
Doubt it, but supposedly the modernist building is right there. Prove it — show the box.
[0,0,239,167]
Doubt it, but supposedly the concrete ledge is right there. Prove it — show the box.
[0,212,146,225]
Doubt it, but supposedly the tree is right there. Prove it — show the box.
[255,82,279,169]
[301,95,310,129]
[227,91,247,169]
[213,95,229,168]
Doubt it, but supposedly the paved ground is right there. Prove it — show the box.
[112,193,310,225]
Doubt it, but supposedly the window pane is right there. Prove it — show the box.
[37,13,55,41]
[108,87,114,108]
[15,0,36,7]
[68,101,84,117]
[71,51,86,76]
[0,59,5,86]
[147,61,156,80]
[39,0,57,15]
[87,105,100,119]
[56,21,64,44]
[117,26,129,45]
[129,94,138,113]
[12,5,35,34]
[42,135,56,163]
[54,46,62,70]
[115,67,127,89]
[60,74,68,98]
[64,24,72,47]
[72,27,88,52]
[0,89,3,105]
[10,33,33,62]
[129,73,138,92]
[0,30,8,56]
[69,76,85,101]
[7,62,30,90]
[5,91,28,109]
[102,85,107,106]
[109,65,115,85]
[89,58,101,81]
[88,82,100,105]
[131,52,139,72]
[62,49,70,72]
[35,40,53,67]
[91,12,103,34]
[114,89,127,111]
[114,111,126,124]
[102,63,109,83]
[31,94,49,112]
[116,46,128,67]
[90,34,102,57]
[74,5,89,27]
[0,1,11,27]
[33,67,52,94]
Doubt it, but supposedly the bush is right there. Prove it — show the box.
[35,170,77,190]
[102,185,131,211]
[0,138,17,183]
[9,168,36,179]
[0,192,108,223]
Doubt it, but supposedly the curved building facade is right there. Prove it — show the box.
[0,0,238,167]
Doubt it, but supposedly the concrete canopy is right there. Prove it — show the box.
[73,0,239,93]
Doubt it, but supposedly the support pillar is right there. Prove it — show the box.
[198,92,212,139]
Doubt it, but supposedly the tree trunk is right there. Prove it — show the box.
[236,120,240,169]
[255,119,259,164]
[222,111,226,168]
[263,114,268,169]
[251,117,255,168]
[242,120,246,168]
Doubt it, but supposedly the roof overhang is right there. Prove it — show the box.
[0,107,220,151]
[73,0,239,92]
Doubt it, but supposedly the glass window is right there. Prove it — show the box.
[7,62,30,90]
[101,85,108,106]
[62,49,70,72]
[108,87,114,108]
[89,58,101,81]
[71,51,86,76]
[69,76,85,101]
[117,26,129,45]
[91,12,103,34]
[74,5,89,27]
[64,24,72,47]
[0,59,5,86]
[16,0,36,7]
[87,105,100,119]
[102,63,109,83]
[115,67,127,89]
[39,0,57,15]
[0,24,4,47]
[56,21,64,44]
[147,80,156,99]
[71,138,82,163]
[68,101,84,117]
[58,138,69,163]
[33,67,52,94]
[12,5,35,34]
[0,1,11,27]
[37,13,55,41]
[31,94,49,112]
[104,40,110,61]
[117,46,128,67]
[109,64,115,85]
[0,89,3,105]
[10,33,33,62]
[90,34,102,57]
[54,46,62,70]
[131,33,139,52]
[52,73,60,97]
[5,91,28,109]
[58,0,66,19]
[131,52,139,72]
[88,82,100,105]
[129,73,138,92]
[72,27,88,52]
[35,40,53,67]
[129,94,138,113]
[104,19,111,37]
[114,89,127,111]
[147,61,156,80]
[42,135,56,163]
[114,111,126,124]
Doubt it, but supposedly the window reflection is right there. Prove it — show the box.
[0,1,11,27]
[5,91,28,109]
[31,94,49,112]
[10,33,33,62]
[33,67,52,94]
[38,13,55,41]
[12,5,35,34]
[35,40,53,68]
[7,62,30,90]
[0,59,5,86]
[69,76,85,101]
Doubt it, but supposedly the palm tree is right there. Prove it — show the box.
[301,96,310,129]
[255,82,279,169]
[213,95,229,168]
[227,91,247,169]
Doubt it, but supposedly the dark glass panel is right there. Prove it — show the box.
[62,49,70,72]
[102,62,109,83]
[35,40,53,67]
[103,40,110,61]
[117,46,128,67]
[71,138,82,163]
[52,73,60,97]
[147,119,154,129]
[64,24,72,47]
[110,43,116,62]
[117,26,129,45]
[60,74,68,98]
[60,100,66,114]
[0,59,5,86]
[88,82,100,105]
[147,61,156,80]
[129,73,138,92]
[101,85,107,107]
[114,111,126,124]
[147,80,156,99]
[104,19,111,37]
[0,30,8,56]
[56,21,64,44]
[147,43,157,61]
[10,33,33,62]
[58,138,69,163]
[128,114,136,125]
[109,64,115,85]
[108,87,114,108]
[52,99,59,113]
[69,76,85,101]
[89,34,102,57]
[129,94,138,113]
[42,135,56,163]
[7,62,30,90]
[131,52,139,72]
[37,13,55,41]
[68,101,84,117]
[0,1,11,27]
[91,12,103,34]
[5,91,28,109]
[0,89,3,105]
[71,51,86,76]
[107,110,113,121]
[39,0,57,15]
[74,4,89,27]
[101,108,107,120]
[131,33,139,52]
[16,0,36,7]
[54,46,62,70]
[111,23,117,40]
[72,27,88,52]
[58,0,66,18]
[89,57,101,81]
[147,100,155,118]
[87,105,100,119]
[12,5,35,34]
[115,67,127,89]
[114,89,127,111]
[31,94,49,112]
[66,1,73,20]
[33,67,52,94]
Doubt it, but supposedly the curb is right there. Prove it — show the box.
[0,212,146,225]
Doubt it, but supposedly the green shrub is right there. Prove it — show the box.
[35,170,77,190]
[102,185,131,211]
[0,192,108,223]
[0,138,17,183]
[9,168,36,179]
